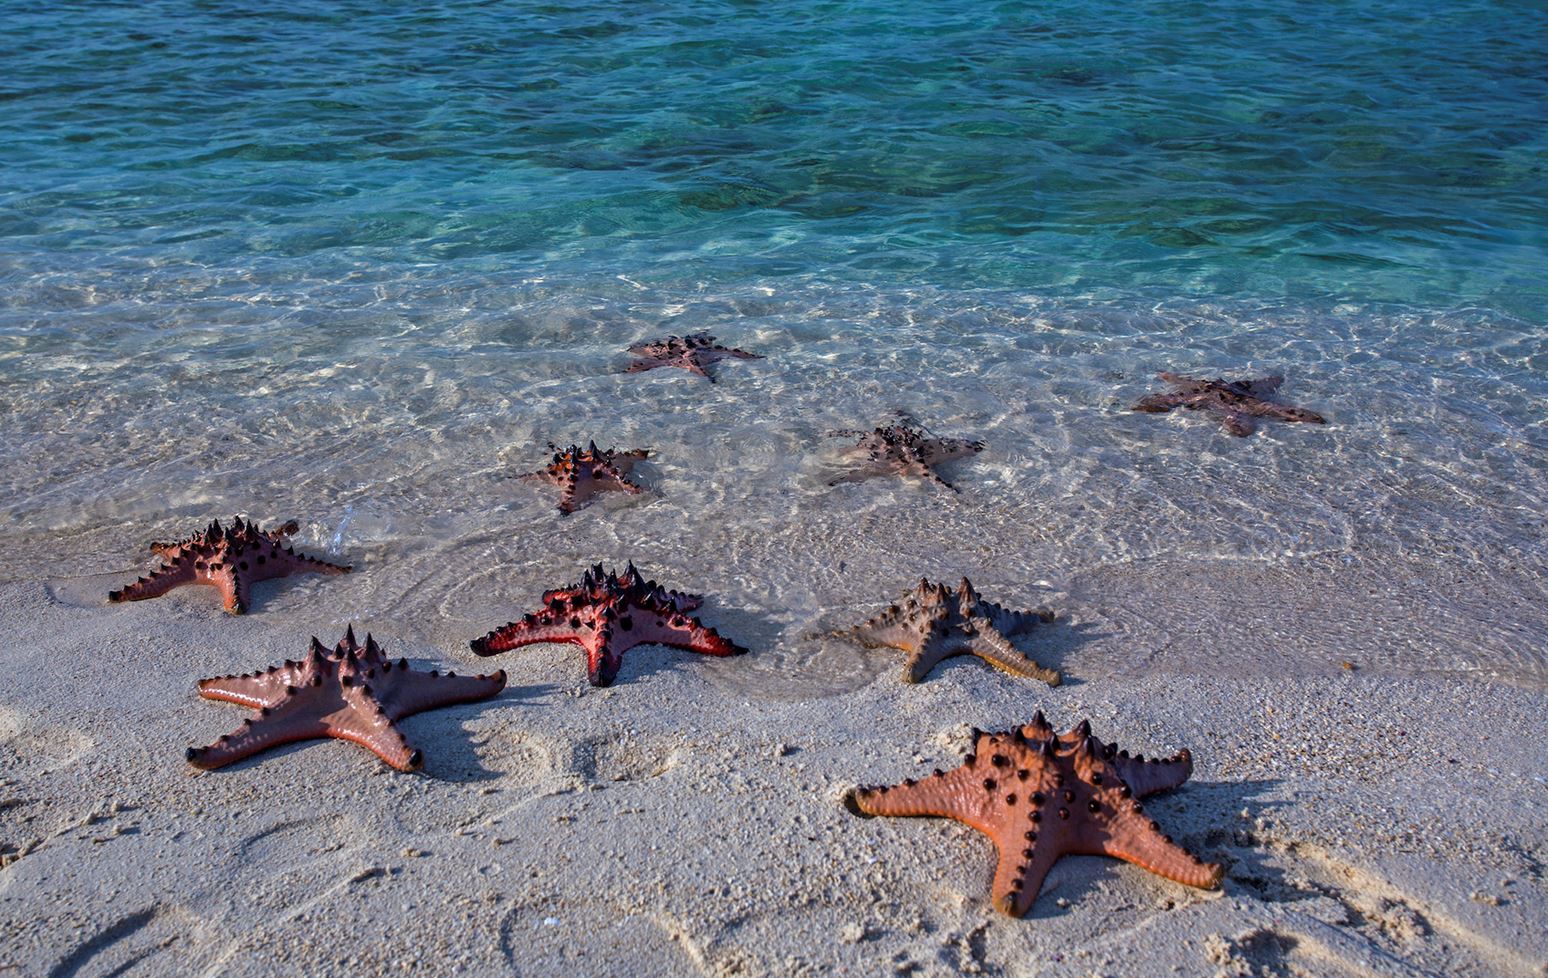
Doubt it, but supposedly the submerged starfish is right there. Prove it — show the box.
[520,441,650,515]
[827,421,984,491]
[109,517,350,614]
[838,577,1060,686]
[1131,372,1326,436]
[624,333,762,382]
[470,562,747,687]
[846,714,1222,916]
[188,626,506,772]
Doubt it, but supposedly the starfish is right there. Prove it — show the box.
[624,333,762,382]
[827,421,984,491]
[838,577,1060,686]
[187,626,505,772]
[845,714,1223,916]
[1131,372,1326,436]
[470,562,748,687]
[109,517,350,614]
[519,441,650,515]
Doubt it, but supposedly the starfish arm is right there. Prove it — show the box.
[1093,800,1223,890]
[847,765,986,823]
[592,458,645,494]
[1216,410,1256,436]
[981,601,1056,636]
[1256,402,1326,424]
[469,616,584,655]
[330,682,423,771]
[903,633,961,683]
[556,470,586,514]
[919,437,984,464]
[828,465,885,487]
[824,429,866,439]
[197,657,318,709]
[185,687,331,770]
[841,610,924,655]
[964,621,1061,686]
[721,348,762,360]
[1245,376,1284,397]
[108,559,198,603]
[901,460,959,492]
[286,550,352,576]
[625,356,662,373]
[517,468,560,484]
[1131,393,1185,413]
[377,667,507,721]
[1111,748,1193,799]
[990,835,1064,918]
[681,353,716,382]
[633,616,748,658]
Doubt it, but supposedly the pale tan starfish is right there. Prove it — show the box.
[838,577,1059,685]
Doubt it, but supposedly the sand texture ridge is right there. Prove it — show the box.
[1,542,1545,978]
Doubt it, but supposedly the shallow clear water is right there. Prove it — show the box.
[2,1,1545,683]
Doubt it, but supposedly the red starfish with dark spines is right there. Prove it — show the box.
[188,626,506,772]
[469,562,748,687]
[846,713,1223,916]
[109,517,350,614]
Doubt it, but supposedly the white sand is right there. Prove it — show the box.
[2,547,1545,978]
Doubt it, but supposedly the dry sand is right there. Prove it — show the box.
[2,545,1546,978]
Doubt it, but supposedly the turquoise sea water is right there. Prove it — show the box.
[2,1,1545,680]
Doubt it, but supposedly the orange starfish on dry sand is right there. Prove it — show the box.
[187,626,505,772]
[845,713,1222,916]
[109,517,349,614]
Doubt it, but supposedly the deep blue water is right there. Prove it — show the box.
[3,0,1546,312]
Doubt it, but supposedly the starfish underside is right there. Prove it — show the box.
[841,577,1059,685]
[827,422,984,490]
[470,562,748,686]
[625,333,762,382]
[188,626,506,771]
[1131,372,1326,436]
[847,714,1223,916]
[520,441,650,515]
[109,517,350,614]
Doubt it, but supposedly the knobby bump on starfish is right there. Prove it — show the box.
[624,333,762,382]
[838,577,1060,685]
[520,441,650,515]
[470,562,747,687]
[109,517,350,614]
[1131,372,1326,436]
[845,714,1222,916]
[827,420,984,491]
[187,626,506,772]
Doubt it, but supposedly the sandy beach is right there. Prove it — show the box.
[3,540,1544,977]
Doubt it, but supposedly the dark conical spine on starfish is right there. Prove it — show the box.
[845,713,1221,916]
[109,516,350,614]
[469,562,748,687]
[187,625,506,772]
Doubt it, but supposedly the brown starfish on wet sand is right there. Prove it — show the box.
[837,577,1060,685]
[520,441,650,515]
[187,626,506,772]
[625,333,762,382]
[470,562,747,687]
[845,714,1222,916]
[827,421,985,491]
[109,517,350,614]
[1131,372,1326,436]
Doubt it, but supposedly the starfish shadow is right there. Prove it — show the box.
[1020,777,1289,918]
[410,681,558,784]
